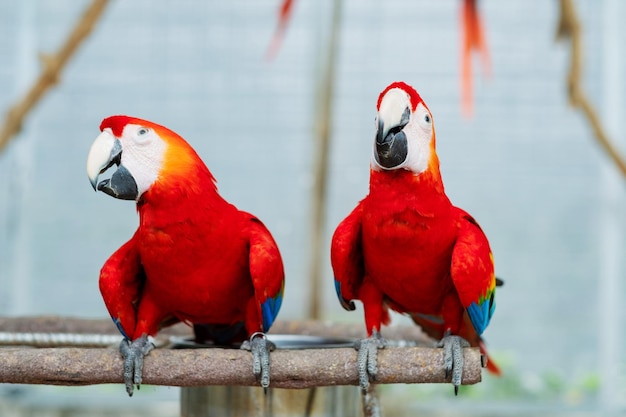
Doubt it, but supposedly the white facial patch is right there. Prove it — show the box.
[402,102,433,175]
[120,123,166,198]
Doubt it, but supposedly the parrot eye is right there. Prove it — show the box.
[132,126,152,145]
[416,105,432,131]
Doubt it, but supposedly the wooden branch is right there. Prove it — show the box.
[0,317,482,389]
[0,0,110,153]
[0,346,482,389]
[556,0,626,179]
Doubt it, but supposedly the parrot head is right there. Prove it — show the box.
[372,82,436,175]
[87,115,209,201]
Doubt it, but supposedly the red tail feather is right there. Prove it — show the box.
[479,339,501,376]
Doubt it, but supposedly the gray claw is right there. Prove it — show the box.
[437,334,470,395]
[119,334,154,397]
[354,331,386,394]
[241,332,275,391]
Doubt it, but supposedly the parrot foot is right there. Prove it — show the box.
[119,334,155,397]
[241,332,275,392]
[354,331,386,394]
[437,334,470,395]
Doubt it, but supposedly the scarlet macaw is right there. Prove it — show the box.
[87,115,284,395]
[331,82,498,394]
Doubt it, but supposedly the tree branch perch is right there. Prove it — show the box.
[0,317,482,389]
[0,346,481,389]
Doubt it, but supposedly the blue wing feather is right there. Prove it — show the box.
[112,317,129,340]
[245,215,285,333]
[335,280,356,311]
[466,290,495,335]
[260,283,284,332]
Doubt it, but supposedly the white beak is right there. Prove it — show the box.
[86,129,119,191]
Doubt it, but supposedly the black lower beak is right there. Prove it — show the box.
[375,107,410,169]
[375,130,408,169]
[97,165,138,201]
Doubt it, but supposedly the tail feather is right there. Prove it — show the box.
[479,339,501,375]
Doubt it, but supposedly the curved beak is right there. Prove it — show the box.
[87,130,120,190]
[374,106,410,169]
[86,130,138,200]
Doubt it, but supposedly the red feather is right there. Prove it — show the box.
[98,117,284,343]
[377,81,424,112]
[332,168,498,372]
[332,84,498,373]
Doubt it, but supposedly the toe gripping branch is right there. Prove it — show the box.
[354,331,387,394]
[119,335,155,397]
[437,333,470,395]
[241,332,276,392]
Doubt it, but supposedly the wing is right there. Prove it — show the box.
[246,215,285,333]
[330,204,365,311]
[98,231,145,340]
[450,207,496,336]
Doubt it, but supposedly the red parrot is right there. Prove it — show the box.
[86,115,284,396]
[331,82,498,394]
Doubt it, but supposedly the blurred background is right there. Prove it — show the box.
[0,0,625,416]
